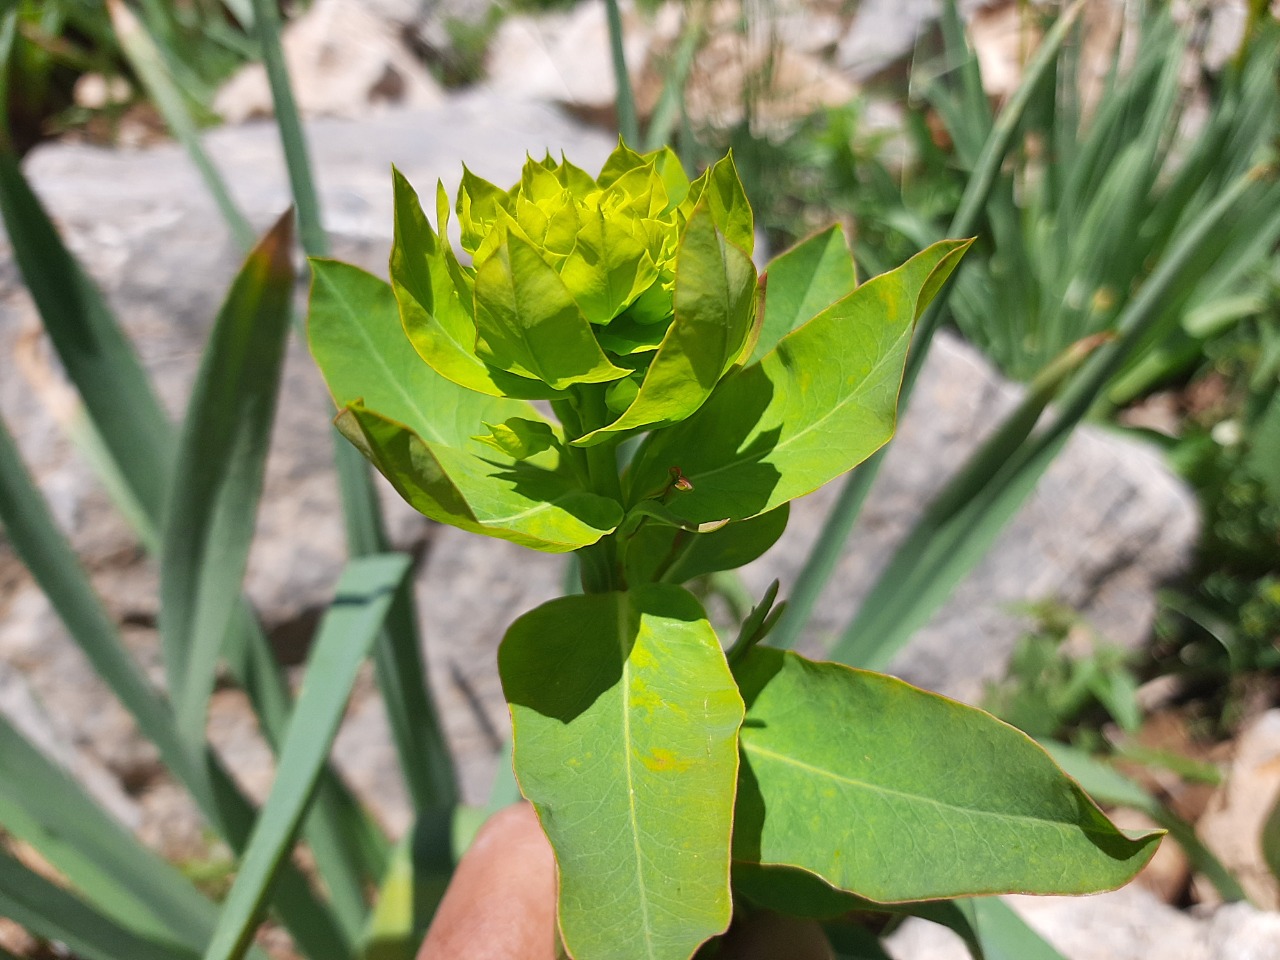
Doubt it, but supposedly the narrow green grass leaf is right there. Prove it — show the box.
[107,0,253,250]
[249,0,326,257]
[732,649,1162,901]
[603,0,639,146]
[0,149,172,524]
[203,554,412,960]
[642,7,705,152]
[500,585,744,960]
[1040,740,1246,902]
[0,713,217,946]
[159,211,295,749]
[0,414,191,776]
[831,334,1107,668]
[767,6,1082,651]
[0,849,197,960]
[953,898,1067,960]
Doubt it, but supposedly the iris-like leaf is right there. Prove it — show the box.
[500,585,744,960]
[391,169,558,400]
[309,260,621,552]
[626,240,970,524]
[731,648,1163,902]
[160,212,295,749]
[574,203,757,445]
[753,225,857,363]
[474,231,630,389]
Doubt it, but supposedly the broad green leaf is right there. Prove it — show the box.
[732,648,1162,901]
[472,418,559,460]
[391,169,559,400]
[598,139,650,188]
[311,259,543,446]
[312,260,621,549]
[627,240,970,524]
[456,165,510,253]
[754,225,857,363]
[688,154,753,257]
[574,204,758,445]
[623,504,789,585]
[338,403,620,552]
[500,585,744,960]
[473,231,630,388]
[0,849,197,960]
[203,555,411,960]
[159,212,295,750]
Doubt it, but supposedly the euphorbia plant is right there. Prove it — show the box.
[308,143,1161,960]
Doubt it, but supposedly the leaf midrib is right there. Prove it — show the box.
[318,268,451,446]
[618,593,656,959]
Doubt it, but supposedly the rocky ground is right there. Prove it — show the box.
[1,0,1277,957]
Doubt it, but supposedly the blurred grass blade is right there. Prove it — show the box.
[953,898,1066,960]
[0,414,191,777]
[831,335,1106,668]
[1042,740,1246,902]
[249,0,326,257]
[767,1,1083,651]
[0,713,245,952]
[159,210,294,749]
[256,0,458,814]
[0,849,197,960]
[0,418,353,960]
[603,0,639,145]
[0,149,172,525]
[1264,789,1280,885]
[107,0,254,250]
[203,554,412,960]
[643,6,704,152]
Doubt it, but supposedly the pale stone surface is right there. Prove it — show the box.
[1197,709,1280,910]
[886,886,1280,960]
[214,0,445,122]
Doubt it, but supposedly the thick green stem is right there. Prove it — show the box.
[570,388,624,592]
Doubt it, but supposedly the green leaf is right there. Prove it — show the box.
[693,153,754,257]
[159,212,296,750]
[391,169,559,400]
[1264,788,1280,886]
[732,648,1162,901]
[754,226,857,363]
[472,418,559,460]
[473,231,630,389]
[500,585,744,960]
[623,504,790,585]
[338,403,620,553]
[0,713,219,950]
[108,0,253,251]
[733,864,987,960]
[202,554,411,960]
[574,203,758,445]
[953,898,1067,960]
[0,849,198,960]
[310,260,620,551]
[627,240,970,524]
[0,149,172,526]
